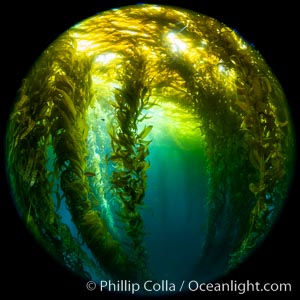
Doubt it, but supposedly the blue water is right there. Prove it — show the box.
[141,134,208,284]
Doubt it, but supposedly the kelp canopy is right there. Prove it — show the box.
[6,4,295,287]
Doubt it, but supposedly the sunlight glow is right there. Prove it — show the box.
[167,32,187,52]
[95,53,118,64]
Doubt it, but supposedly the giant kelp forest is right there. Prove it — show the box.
[6,5,294,283]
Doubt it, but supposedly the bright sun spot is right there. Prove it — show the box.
[95,53,118,64]
[167,32,187,52]
[77,39,94,52]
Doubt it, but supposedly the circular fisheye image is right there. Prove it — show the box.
[5,4,295,296]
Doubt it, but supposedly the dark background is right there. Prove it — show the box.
[1,0,298,298]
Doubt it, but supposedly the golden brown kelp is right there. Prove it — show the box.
[4,34,94,278]
[108,49,154,277]
[169,54,251,273]
[157,19,292,274]
[60,170,135,279]
[6,44,58,233]
[227,64,293,269]
[48,36,138,279]
[6,31,138,280]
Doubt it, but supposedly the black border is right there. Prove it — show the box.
[1,1,298,298]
